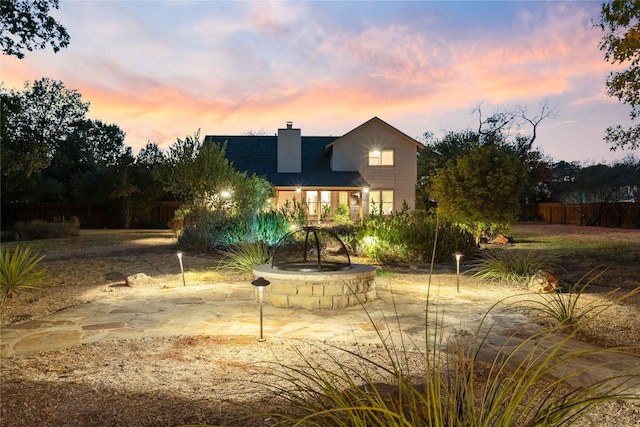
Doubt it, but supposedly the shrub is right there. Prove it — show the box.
[179,209,289,251]
[178,209,247,251]
[328,224,359,255]
[251,210,289,245]
[1,246,48,305]
[279,198,308,229]
[468,249,561,286]
[357,208,476,264]
[333,204,351,224]
[13,216,80,240]
[215,241,271,273]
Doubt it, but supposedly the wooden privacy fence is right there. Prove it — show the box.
[1,201,181,229]
[523,202,640,229]
[3,201,639,230]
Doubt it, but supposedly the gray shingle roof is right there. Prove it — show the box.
[202,135,368,188]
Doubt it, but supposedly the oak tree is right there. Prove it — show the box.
[598,0,640,150]
[0,0,70,59]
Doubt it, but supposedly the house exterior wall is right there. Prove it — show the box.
[331,119,418,212]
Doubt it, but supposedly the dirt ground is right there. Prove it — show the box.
[1,224,639,426]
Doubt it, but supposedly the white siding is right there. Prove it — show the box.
[331,119,418,211]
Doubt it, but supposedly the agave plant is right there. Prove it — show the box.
[1,246,48,305]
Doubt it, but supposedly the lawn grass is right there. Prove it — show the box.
[512,224,640,263]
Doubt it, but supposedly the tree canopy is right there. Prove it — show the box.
[0,0,70,59]
[430,144,528,242]
[598,0,640,150]
[1,79,90,201]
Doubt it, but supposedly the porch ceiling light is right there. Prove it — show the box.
[296,187,302,192]
[362,187,369,193]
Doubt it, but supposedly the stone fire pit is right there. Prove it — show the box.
[252,227,376,309]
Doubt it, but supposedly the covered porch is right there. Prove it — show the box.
[274,187,370,222]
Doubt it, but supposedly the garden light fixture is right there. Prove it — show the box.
[454,252,463,293]
[252,277,271,342]
[177,251,186,287]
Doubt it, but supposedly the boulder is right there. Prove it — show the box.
[492,234,512,245]
[528,270,559,293]
[125,273,156,288]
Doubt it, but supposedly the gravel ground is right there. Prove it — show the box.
[1,226,639,426]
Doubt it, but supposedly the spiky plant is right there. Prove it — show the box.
[1,246,48,305]
[215,241,271,273]
[242,235,638,426]
[468,249,561,286]
[521,267,640,331]
[249,293,639,427]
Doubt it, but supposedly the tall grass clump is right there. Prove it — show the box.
[215,241,271,273]
[252,293,639,426]
[468,248,561,286]
[13,216,80,240]
[1,246,48,305]
[521,267,640,331]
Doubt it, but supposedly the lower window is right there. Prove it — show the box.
[369,190,393,214]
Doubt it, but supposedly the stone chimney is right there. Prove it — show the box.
[277,121,301,173]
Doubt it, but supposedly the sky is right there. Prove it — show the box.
[2,0,638,164]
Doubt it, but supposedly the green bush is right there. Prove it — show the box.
[178,209,289,251]
[357,208,476,264]
[278,198,308,229]
[215,241,271,273]
[250,210,289,245]
[333,204,351,224]
[468,249,560,285]
[13,216,80,240]
[1,246,48,305]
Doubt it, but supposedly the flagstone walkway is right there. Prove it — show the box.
[2,277,639,394]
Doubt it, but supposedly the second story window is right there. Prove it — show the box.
[368,150,394,166]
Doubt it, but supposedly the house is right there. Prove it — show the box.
[203,117,424,221]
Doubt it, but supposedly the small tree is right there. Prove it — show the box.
[166,131,274,248]
[431,144,528,243]
[164,131,235,210]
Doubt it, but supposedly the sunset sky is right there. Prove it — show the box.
[2,0,638,164]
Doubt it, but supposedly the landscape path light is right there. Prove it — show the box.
[177,251,186,287]
[453,252,464,293]
[251,277,271,342]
